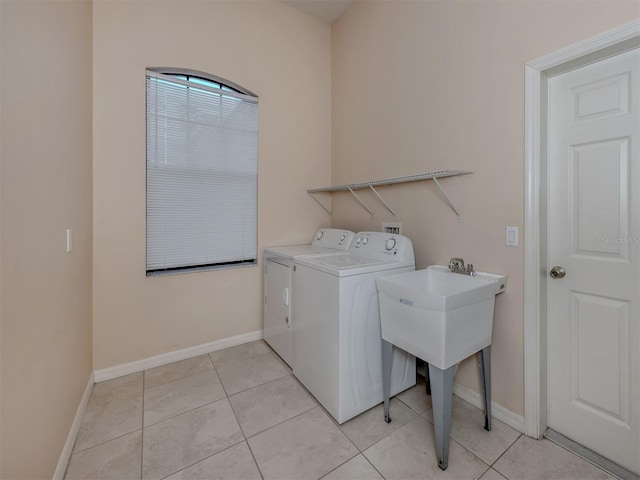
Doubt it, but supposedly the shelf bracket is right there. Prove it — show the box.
[432,177,463,222]
[369,185,397,217]
[308,191,332,215]
[348,187,374,216]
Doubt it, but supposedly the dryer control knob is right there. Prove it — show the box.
[363,237,369,245]
[385,238,396,250]
[340,234,346,241]
[356,236,362,244]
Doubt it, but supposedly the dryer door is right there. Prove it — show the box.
[264,259,292,366]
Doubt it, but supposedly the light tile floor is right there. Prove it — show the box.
[65,341,616,480]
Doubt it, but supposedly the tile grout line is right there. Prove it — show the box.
[143,393,227,428]
[156,439,249,480]
[363,454,388,480]
[440,414,521,478]
[348,390,506,479]
[335,386,426,456]
[165,348,267,478]
[242,380,323,440]
[141,355,223,479]
[141,348,258,429]
[144,358,216,391]
[478,465,492,480]
[212,349,290,396]
[222,371,290,397]
[67,428,144,457]
[249,389,361,480]
[67,374,145,475]
[141,348,286,431]
[210,346,277,373]
[217,359,266,480]
[154,352,262,480]
[301,386,418,479]
[316,451,362,480]
[417,390,521,479]
[488,432,523,479]
[348,399,420,452]
[228,371,363,479]
[210,349,287,397]
[230,377,318,440]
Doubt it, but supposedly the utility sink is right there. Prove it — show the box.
[376,265,506,370]
[377,264,507,470]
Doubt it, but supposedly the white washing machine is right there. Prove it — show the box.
[263,229,355,366]
[292,231,416,424]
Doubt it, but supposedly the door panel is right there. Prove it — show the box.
[571,292,629,424]
[263,259,292,365]
[548,48,639,474]
[572,138,628,259]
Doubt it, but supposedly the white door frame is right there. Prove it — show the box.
[523,19,640,439]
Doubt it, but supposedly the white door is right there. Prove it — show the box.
[548,48,639,474]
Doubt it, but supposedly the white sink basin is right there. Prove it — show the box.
[376,265,506,369]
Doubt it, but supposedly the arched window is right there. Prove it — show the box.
[145,68,258,275]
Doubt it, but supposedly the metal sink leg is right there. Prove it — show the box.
[479,345,492,431]
[382,339,492,471]
[382,339,393,423]
[429,363,456,470]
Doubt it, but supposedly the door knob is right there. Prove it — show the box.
[550,266,566,278]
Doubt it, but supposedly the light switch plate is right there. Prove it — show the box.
[506,226,518,247]
[66,229,72,253]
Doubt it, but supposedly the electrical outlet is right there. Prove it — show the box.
[382,222,402,235]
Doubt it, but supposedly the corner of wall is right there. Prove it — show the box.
[52,373,94,480]
[0,0,4,473]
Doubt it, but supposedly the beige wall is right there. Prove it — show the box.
[0,1,93,478]
[92,1,331,369]
[331,1,639,416]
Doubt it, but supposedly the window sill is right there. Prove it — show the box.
[146,260,257,277]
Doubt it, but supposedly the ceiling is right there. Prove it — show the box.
[282,0,353,24]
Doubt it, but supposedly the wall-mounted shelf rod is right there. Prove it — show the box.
[307,169,473,220]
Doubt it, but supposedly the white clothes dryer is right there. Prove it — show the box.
[263,229,355,366]
[292,232,416,424]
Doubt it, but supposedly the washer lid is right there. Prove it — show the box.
[264,245,344,260]
[295,253,414,277]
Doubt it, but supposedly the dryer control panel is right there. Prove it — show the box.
[311,228,356,250]
[350,232,415,263]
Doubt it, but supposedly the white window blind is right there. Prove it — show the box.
[146,70,258,274]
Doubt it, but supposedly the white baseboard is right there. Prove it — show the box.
[453,381,525,433]
[53,372,94,480]
[93,330,264,383]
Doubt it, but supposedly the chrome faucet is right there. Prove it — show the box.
[449,257,476,276]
